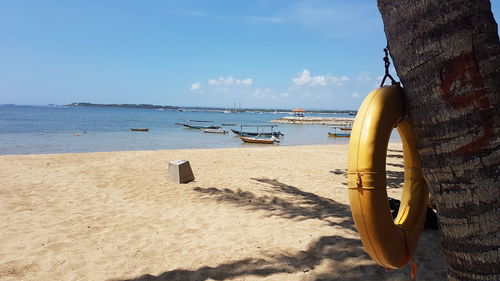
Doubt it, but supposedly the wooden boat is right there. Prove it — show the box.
[339,127,352,131]
[130,128,149,132]
[183,124,220,129]
[231,128,283,137]
[232,129,271,136]
[328,132,350,138]
[240,136,279,144]
[182,120,220,129]
[203,128,227,134]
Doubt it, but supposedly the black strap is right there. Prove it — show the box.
[379,46,400,87]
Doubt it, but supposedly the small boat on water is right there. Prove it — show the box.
[339,127,352,131]
[240,136,279,144]
[183,124,221,129]
[328,132,350,138]
[231,125,283,138]
[182,120,221,129]
[131,128,149,132]
[203,128,227,134]
[222,123,236,126]
[232,129,280,137]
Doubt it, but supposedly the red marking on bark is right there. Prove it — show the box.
[439,53,494,155]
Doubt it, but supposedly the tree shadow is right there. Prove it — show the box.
[113,178,446,281]
[115,235,375,281]
[116,232,445,281]
[386,162,404,168]
[387,149,404,159]
[192,178,355,231]
[330,169,347,175]
[387,154,403,159]
[386,170,404,189]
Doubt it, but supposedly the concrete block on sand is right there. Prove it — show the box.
[167,160,195,183]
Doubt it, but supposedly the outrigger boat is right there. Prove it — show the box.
[231,125,283,138]
[130,128,149,132]
[182,120,221,129]
[328,131,350,138]
[203,128,227,134]
[240,136,280,144]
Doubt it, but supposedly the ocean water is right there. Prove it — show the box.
[0,105,398,155]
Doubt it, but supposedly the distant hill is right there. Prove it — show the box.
[67,102,356,114]
[67,103,179,110]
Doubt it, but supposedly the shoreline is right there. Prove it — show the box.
[0,143,446,281]
[271,116,355,125]
[0,140,403,157]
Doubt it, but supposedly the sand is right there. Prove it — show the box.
[0,144,446,281]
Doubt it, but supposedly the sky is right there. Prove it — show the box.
[1,1,500,110]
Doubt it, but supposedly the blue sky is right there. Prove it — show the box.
[1,1,499,110]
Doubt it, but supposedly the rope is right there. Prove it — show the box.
[378,45,407,121]
[398,226,418,281]
[379,46,401,87]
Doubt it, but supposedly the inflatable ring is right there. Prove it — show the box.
[347,85,429,269]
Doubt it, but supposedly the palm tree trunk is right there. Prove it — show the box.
[377,0,500,280]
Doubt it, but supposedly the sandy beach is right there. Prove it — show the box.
[0,144,446,281]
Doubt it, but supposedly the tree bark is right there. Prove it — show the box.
[377,1,500,280]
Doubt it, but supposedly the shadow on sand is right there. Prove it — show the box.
[192,178,355,231]
[115,178,445,281]
[117,235,398,281]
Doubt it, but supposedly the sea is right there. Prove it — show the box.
[0,105,398,155]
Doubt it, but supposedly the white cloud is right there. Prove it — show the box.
[311,76,327,86]
[190,82,201,91]
[293,69,312,85]
[357,74,374,82]
[280,92,289,98]
[351,92,359,98]
[293,69,349,87]
[240,78,253,85]
[207,76,253,86]
[330,76,349,86]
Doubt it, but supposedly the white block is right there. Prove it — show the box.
[167,160,195,184]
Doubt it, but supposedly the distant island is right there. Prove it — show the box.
[67,102,356,114]
[67,103,178,110]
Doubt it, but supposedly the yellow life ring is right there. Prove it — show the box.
[347,85,429,269]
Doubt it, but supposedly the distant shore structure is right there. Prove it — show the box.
[292,108,305,117]
[271,116,354,126]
